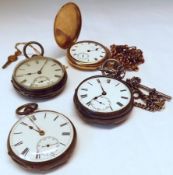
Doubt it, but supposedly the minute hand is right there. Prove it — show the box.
[38,59,48,74]
[97,80,107,95]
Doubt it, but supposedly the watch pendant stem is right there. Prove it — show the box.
[16,103,38,115]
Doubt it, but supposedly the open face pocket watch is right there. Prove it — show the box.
[10,41,67,99]
[7,103,76,171]
[74,59,171,125]
[54,2,110,70]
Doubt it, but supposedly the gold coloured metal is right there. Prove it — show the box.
[66,41,110,70]
[54,3,110,70]
[54,2,82,49]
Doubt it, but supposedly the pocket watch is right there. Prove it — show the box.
[11,41,67,99]
[54,2,110,70]
[74,59,171,125]
[7,103,76,171]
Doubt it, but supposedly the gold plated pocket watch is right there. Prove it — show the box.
[54,2,110,70]
[74,59,171,125]
[11,41,67,99]
[8,103,76,171]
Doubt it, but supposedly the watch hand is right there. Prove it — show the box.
[21,122,41,134]
[29,126,41,133]
[38,58,48,74]
[42,143,58,148]
[97,80,107,95]
[29,117,44,132]
[109,104,113,111]
[87,48,99,52]
[38,79,47,83]
[16,72,38,77]
[87,94,103,104]
[107,98,113,111]
[95,99,105,105]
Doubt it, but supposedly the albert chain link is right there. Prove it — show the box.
[126,77,171,111]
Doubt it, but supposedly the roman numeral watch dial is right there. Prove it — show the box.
[74,76,134,125]
[12,41,67,99]
[7,103,76,171]
[54,3,110,70]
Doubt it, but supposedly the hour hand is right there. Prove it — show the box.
[28,117,45,136]
[87,48,99,52]
[20,121,41,134]
[87,94,103,105]
[29,117,42,131]
[15,72,38,77]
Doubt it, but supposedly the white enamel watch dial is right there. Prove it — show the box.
[76,76,132,113]
[9,111,74,163]
[69,41,107,64]
[13,56,65,90]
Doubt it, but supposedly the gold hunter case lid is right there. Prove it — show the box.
[54,2,82,49]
